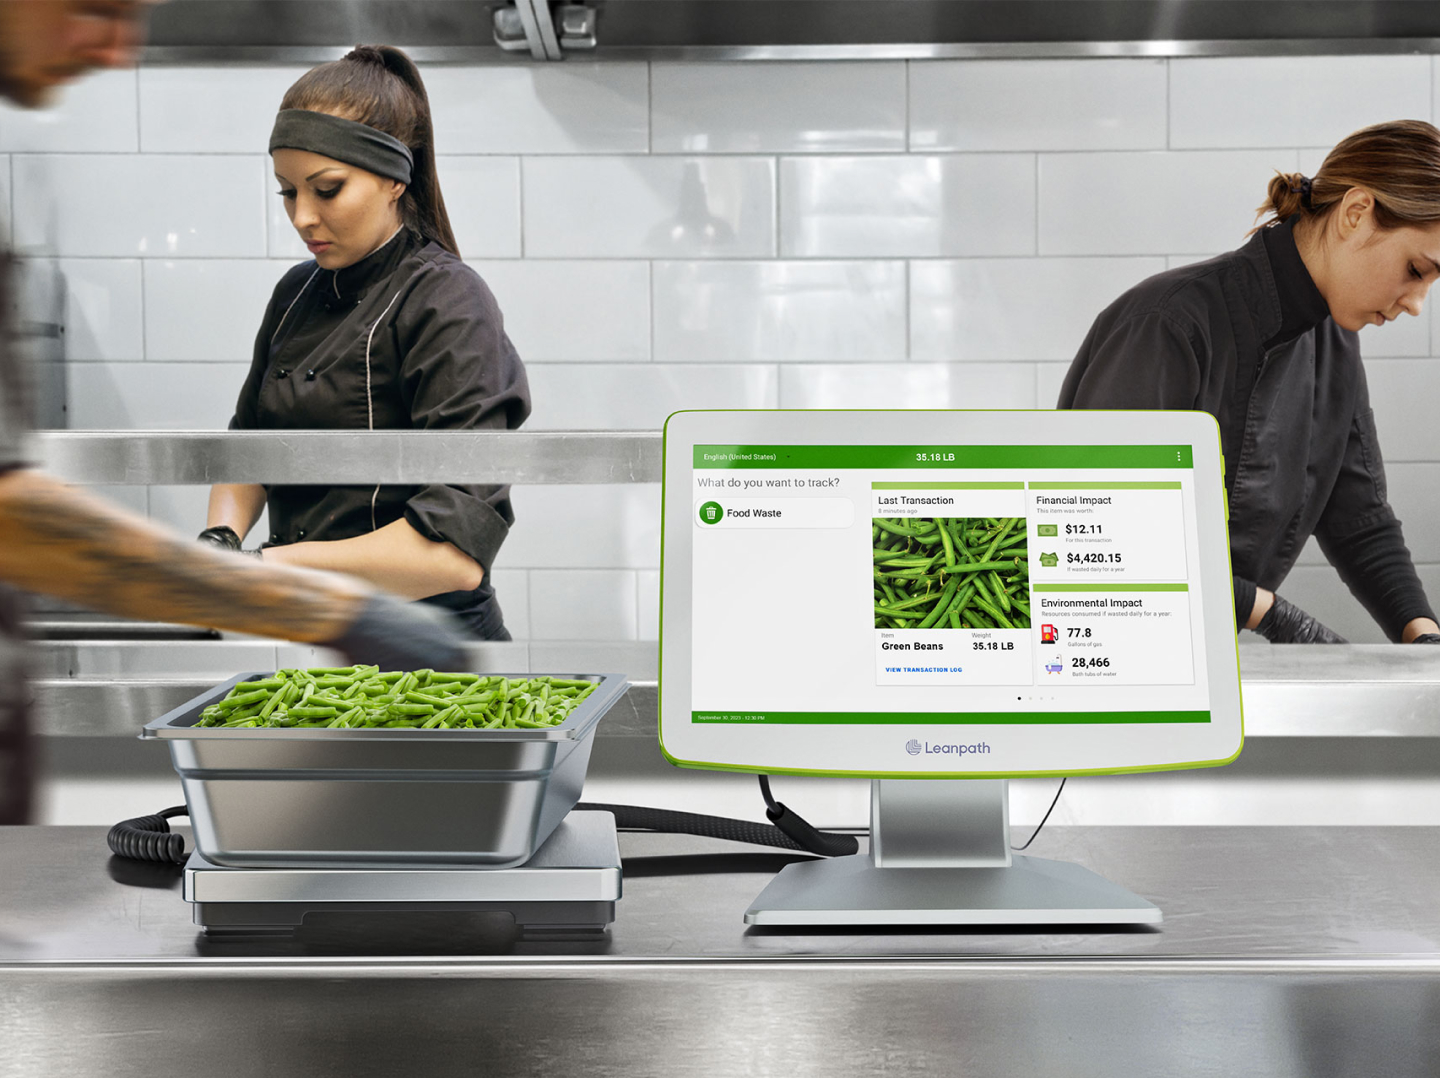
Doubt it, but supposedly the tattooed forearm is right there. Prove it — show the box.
[0,470,365,641]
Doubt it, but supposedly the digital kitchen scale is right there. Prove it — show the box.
[182,811,621,937]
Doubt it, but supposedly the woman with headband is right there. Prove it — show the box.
[1060,120,1440,645]
[201,46,530,639]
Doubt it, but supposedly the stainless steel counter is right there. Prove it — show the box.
[5,824,1440,1076]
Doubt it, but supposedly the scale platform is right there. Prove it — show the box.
[183,811,621,937]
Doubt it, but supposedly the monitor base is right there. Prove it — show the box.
[744,851,1161,927]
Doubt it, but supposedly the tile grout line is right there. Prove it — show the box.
[138,250,147,363]
[903,259,911,362]
[1165,58,1172,151]
[773,153,780,259]
[516,156,526,259]
[903,58,911,153]
[1033,153,1040,257]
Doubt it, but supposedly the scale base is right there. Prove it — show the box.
[184,811,621,937]
[744,851,1161,927]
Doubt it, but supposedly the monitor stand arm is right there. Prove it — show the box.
[743,779,1161,927]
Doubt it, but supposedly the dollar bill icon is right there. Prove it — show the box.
[1037,524,1058,537]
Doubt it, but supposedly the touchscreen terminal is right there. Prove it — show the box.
[659,410,1243,779]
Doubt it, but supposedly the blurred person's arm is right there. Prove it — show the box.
[0,468,363,641]
[206,483,267,541]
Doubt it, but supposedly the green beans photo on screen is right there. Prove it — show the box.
[871,516,1030,630]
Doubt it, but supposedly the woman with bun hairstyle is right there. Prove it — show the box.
[201,45,530,639]
[1060,120,1440,645]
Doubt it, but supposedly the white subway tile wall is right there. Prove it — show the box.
[472,260,650,361]
[14,154,267,258]
[910,258,1164,361]
[780,154,1035,257]
[1169,57,1431,150]
[1039,149,1300,256]
[523,155,776,258]
[138,67,307,153]
[653,260,907,362]
[909,59,1167,152]
[65,362,251,429]
[778,362,1038,410]
[434,157,524,257]
[652,62,906,154]
[4,57,1439,643]
[426,63,650,155]
[0,69,138,153]
[19,259,143,362]
[143,259,297,361]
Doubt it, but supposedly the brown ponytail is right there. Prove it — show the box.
[1254,120,1440,234]
[280,45,460,257]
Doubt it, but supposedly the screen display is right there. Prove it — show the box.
[691,441,1208,723]
[661,413,1243,778]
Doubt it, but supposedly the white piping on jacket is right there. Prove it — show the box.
[269,267,320,346]
[366,286,406,532]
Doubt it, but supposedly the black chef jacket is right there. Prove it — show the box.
[230,229,531,638]
[0,246,33,825]
[1059,217,1434,640]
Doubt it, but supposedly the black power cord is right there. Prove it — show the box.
[1011,778,1066,852]
[108,806,189,864]
[578,776,858,858]
[757,776,858,857]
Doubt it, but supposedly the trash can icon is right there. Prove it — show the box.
[699,501,724,525]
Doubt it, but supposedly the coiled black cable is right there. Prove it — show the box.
[107,806,189,865]
[578,776,858,858]
[575,801,814,851]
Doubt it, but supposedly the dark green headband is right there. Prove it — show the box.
[269,109,414,185]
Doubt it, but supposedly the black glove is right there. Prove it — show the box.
[1412,634,1440,644]
[320,592,470,671]
[197,525,242,551]
[1255,594,1347,644]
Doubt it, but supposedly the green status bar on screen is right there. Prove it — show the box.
[693,445,1194,470]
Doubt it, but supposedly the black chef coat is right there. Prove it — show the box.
[1059,217,1434,640]
[0,245,33,824]
[230,229,531,638]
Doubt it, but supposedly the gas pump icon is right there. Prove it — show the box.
[699,501,724,525]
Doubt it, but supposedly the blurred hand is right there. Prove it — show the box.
[319,592,470,671]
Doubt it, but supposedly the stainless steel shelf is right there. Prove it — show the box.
[33,431,662,486]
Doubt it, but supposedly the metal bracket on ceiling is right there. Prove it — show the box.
[493,2,597,60]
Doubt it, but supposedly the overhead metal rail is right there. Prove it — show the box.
[137,0,1440,63]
